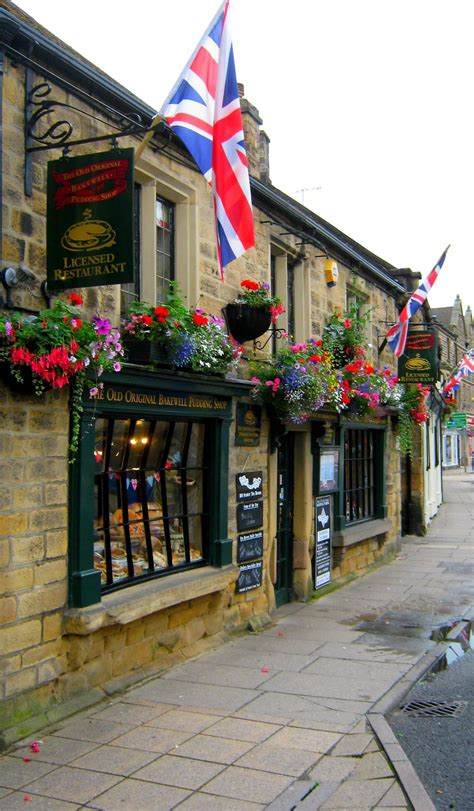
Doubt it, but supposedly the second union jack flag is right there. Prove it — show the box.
[386,246,450,357]
[160,0,255,278]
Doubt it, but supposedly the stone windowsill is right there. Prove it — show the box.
[64,565,239,636]
[332,518,392,548]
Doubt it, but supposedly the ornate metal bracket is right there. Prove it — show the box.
[252,327,288,351]
[24,67,171,196]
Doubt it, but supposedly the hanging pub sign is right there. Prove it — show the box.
[398,330,438,385]
[235,403,262,447]
[47,148,135,290]
[315,495,332,589]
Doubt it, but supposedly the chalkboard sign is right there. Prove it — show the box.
[237,500,263,532]
[236,471,263,501]
[236,560,263,593]
[315,495,332,589]
[237,530,264,562]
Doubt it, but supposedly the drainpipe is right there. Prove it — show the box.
[0,47,4,263]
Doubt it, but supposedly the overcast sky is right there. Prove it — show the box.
[13,0,474,317]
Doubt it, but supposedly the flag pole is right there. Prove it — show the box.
[135,113,163,161]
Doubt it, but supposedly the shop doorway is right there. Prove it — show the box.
[274,434,294,606]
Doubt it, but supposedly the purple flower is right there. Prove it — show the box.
[113,362,121,372]
[93,316,112,336]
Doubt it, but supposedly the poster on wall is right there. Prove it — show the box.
[236,560,263,593]
[237,530,264,563]
[47,148,135,290]
[315,495,332,589]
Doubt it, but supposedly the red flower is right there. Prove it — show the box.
[309,355,323,363]
[364,364,375,374]
[192,314,209,326]
[343,319,352,328]
[66,293,83,306]
[241,279,259,291]
[140,314,153,326]
[315,339,323,347]
[154,306,169,323]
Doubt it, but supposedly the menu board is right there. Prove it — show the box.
[236,560,263,593]
[237,501,263,532]
[315,495,332,589]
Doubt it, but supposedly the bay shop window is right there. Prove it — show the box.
[69,371,243,608]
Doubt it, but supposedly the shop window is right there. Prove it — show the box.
[120,184,141,314]
[344,429,378,524]
[156,196,175,303]
[93,416,207,591]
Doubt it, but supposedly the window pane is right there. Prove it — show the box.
[94,417,207,591]
[343,429,377,525]
[156,197,174,305]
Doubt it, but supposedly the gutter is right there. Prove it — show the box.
[251,177,405,294]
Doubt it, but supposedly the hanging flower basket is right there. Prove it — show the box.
[223,303,272,344]
[122,337,171,367]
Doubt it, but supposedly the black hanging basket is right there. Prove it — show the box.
[122,338,171,367]
[223,303,272,344]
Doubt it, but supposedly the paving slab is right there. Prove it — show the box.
[199,765,294,804]
[0,756,58,790]
[0,793,80,810]
[144,708,222,733]
[108,725,193,753]
[320,777,396,808]
[160,661,274,689]
[203,645,320,672]
[131,753,225,789]
[171,733,255,765]
[21,765,121,805]
[235,741,320,776]
[261,670,391,702]
[123,680,259,711]
[69,744,158,775]
[85,777,191,810]
[177,792,265,810]
[9,737,99,765]
[202,717,281,742]
[302,657,411,681]
[52,718,135,744]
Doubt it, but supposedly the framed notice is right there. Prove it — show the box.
[237,530,264,563]
[236,471,263,501]
[236,560,263,593]
[315,495,332,589]
[236,501,263,532]
[47,148,135,290]
[235,403,262,447]
[319,448,339,493]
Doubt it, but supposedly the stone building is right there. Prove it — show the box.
[0,0,406,745]
[432,296,474,468]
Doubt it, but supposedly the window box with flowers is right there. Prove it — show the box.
[0,293,123,460]
[122,283,241,377]
[223,279,284,344]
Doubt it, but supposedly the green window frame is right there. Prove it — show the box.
[68,370,242,608]
[336,424,386,529]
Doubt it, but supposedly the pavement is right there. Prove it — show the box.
[1,468,473,810]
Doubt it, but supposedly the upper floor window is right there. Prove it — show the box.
[120,185,141,314]
[287,262,295,340]
[156,197,175,303]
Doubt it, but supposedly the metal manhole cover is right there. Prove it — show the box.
[400,700,468,718]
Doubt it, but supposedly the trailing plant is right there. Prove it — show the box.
[322,304,370,367]
[398,383,430,455]
[337,360,401,417]
[0,293,123,459]
[249,340,340,423]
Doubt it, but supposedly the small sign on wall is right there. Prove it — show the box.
[236,560,263,593]
[315,495,332,589]
[237,530,264,563]
[236,471,263,501]
[235,403,261,446]
[237,501,263,532]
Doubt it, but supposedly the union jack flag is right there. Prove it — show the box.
[160,0,255,279]
[459,350,474,377]
[386,246,450,357]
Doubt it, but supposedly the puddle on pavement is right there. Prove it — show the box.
[429,620,474,671]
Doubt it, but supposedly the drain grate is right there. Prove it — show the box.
[400,699,468,718]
